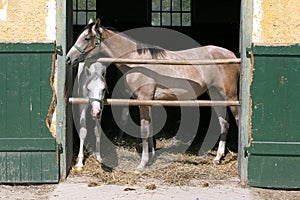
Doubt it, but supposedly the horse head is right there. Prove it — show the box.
[85,62,106,120]
[66,19,102,66]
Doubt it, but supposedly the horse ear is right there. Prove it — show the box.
[88,18,94,24]
[95,18,101,30]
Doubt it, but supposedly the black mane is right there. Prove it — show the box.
[136,43,166,59]
[82,22,95,34]
[81,24,166,58]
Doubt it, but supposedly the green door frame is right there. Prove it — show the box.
[56,0,67,179]
[56,0,74,180]
[239,0,253,184]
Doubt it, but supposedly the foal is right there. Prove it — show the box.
[73,62,106,169]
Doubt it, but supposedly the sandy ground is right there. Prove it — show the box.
[1,176,300,200]
[1,146,299,199]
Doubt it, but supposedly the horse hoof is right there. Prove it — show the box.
[96,158,103,164]
[74,165,83,171]
[134,165,144,174]
[134,169,142,174]
[213,159,221,166]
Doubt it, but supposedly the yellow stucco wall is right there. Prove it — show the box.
[0,0,56,42]
[253,0,300,43]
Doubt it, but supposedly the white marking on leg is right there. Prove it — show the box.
[214,116,229,164]
[76,127,87,168]
[137,119,151,170]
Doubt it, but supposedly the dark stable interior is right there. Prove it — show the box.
[70,0,240,156]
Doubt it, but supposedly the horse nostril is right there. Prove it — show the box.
[97,112,101,119]
[66,57,71,65]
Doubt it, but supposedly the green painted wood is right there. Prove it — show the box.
[20,152,33,181]
[238,0,253,184]
[0,57,7,139]
[0,153,6,179]
[6,152,21,182]
[251,44,300,142]
[56,0,69,179]
[247,141,300,156]
[0,138,56,151]
[248,155,300,189]
[247,44,300,188]
[0,43,55,53]
[0,152,58,183]
[0,43,59,183]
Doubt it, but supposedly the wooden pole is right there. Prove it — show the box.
[69,98,240,107]
[88,58,241,65]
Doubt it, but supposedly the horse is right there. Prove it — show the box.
[73,61,107,169]
[66,19,239,170]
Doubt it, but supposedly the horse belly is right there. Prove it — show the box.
[154,87,205,100]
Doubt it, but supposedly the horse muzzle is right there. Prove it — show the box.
[66,47,85,66]
[91,109,102,121]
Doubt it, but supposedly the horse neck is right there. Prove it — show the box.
[101,30,137,59]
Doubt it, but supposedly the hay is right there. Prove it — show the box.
[69,139,238,186]
[145,184,157,190]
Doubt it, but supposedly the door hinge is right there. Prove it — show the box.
[246,48,254,66]
[244,147,249,157]
[57,143,63,154]
[55,45,63,56]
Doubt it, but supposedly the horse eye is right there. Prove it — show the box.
[85,38,91,41]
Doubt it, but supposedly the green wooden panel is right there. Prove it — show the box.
[248,155,300,188]
[40,53,53,137]
[247,141,300,156]
[0,152,59,183]
[0,138,56,151]
[19,56,31,137]
[42,152,60,182]
[6,56,21,138]
[0,61,7,138]
[6,152,21,182]
[0,43,55,53]
[20,152,33,181]
[0,153,7,179]
[248,44,300,188]
[251,48,300,142]
[0,43,59,183]
[30,53,43,138]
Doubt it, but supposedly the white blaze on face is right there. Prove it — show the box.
[87,76,106,119]
[87,63,106,119]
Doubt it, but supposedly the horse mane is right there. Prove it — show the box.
[82,22,95,34]
[83,24,166,59]
[136,43,166,59]
[102,27,166,59]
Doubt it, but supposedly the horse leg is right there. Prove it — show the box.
[76,104,88,169]
[117,107,129,143]
[229,97,239,126]
[94,121,103,163]
[137,105,154,170]
[213,115,230,165]
[209,88,230,164]
[213,96,239,164]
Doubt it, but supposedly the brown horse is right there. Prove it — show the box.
[66,19,239,170]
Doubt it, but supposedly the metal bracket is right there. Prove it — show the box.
[56,45,63,56]
[244,147,250,157]
[246,48,254,67]
[57,143,63,154]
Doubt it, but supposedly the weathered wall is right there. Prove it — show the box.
[0,0,56,42]
[253,0,300,43]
